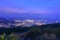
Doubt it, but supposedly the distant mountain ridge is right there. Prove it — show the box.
[0,12,60,22]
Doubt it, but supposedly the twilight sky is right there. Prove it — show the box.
[0,0,60,13]
[0,0,60,21]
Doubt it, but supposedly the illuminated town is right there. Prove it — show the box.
[0,19,59,28]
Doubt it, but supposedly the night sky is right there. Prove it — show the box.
[0,0,60,21]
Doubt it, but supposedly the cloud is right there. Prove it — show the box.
[0,7,28,13]
[0,7,59,14]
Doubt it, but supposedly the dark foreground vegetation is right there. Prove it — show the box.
[0,23,60,40]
